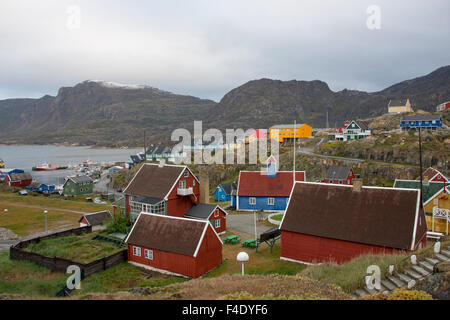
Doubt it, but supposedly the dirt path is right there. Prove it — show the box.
[0,200,86,215]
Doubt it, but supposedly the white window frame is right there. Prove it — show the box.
[215,219,221,229]
[214,209,219,217]
[267,197,275,205]
[249,197,256,205]
[184,171,189,178]
[144,249,153,260]
[179,180,186,189]
[133,246,141,257]
[433,198,439,205]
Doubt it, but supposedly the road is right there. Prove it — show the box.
[227,213,272,238]
[0,240,20,252]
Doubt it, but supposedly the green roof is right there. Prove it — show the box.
[393,180,447,203]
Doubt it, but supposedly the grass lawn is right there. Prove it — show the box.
[205,230,306,278]
[0,191,112,237]
[23,232,123,264]
[302,239,450,294]
[0,203,82,236]
[270,214,283,221]
[72,262,187,296]
[0,252,185,298]
[0,192,111,212]
[0,251,67,297]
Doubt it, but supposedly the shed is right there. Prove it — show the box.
[5,172,32,187]
[79,211,112,230]
[322,166,355,185]
[184,203,228,234]
[280,182,427,264]
[125,213,222,278]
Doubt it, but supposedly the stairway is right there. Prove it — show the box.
[354,246,450,298]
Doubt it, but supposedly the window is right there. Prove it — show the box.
[249,197,256,205]
[339,180,343,184]
[215,219,221,229]
[184,171,189,178]
[214,209,219,217]
[267,198,275,205]
[133,246,141,257]
[193,180,196,186]
[433,198,438,205]
[179,180,186,189]
[144,249,153,260]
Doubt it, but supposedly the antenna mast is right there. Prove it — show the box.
[293,119,296,184]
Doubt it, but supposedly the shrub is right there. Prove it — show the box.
[106,214,131,234]
[364,289,433,300]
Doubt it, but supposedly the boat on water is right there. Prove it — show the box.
[0,158,4,168]
[32,163,68,171]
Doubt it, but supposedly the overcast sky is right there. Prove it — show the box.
[0,0,449,101]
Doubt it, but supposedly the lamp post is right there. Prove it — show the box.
[237,252,249,276]
[43,210,48,234]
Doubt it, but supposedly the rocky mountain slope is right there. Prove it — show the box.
[0,66,449,147]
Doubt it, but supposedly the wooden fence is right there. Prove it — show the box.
[10,226,128,277]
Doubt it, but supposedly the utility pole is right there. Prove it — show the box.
[418,126,423,206]
[326,110,329,129]
[143,130,146,161]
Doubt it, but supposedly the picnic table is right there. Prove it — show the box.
[241,239,258,248]
[223,235,241,244]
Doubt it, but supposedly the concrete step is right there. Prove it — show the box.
[441,249,450,259]
[436,253,450,262]
[388,276,406,288]
[425,257,440,265]
[405,269,423,280]
[355,289,367,298]
[418,261,434,272]
[412,265,431,277]
[364,287,379,295]
[397,273,416,289]
[381,279,397,291]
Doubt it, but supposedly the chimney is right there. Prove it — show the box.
[423,176,429,185]
[158,159,166,167]
[199,166,209,204]
[352,178,363,192]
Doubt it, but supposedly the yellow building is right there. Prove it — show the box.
[269,124,312,143]
[424,187,450,234]
[388,98,413,113]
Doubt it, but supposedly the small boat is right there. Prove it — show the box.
[32,163,68,171]
[0,158,4,168]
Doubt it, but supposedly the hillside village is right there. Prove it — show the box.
[0,100,449,301]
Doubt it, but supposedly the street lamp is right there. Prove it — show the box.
[43,210,48,234]
[237,252,249,276]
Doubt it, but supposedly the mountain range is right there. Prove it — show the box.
[0,66,449,147]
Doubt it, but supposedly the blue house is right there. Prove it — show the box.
[235,171,306,212]
[400,115,442,131]
[26,182,55,193]
[214,182,236,202]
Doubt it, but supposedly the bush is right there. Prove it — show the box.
[106,214,131,234]
[218,290,322,300]
[364,289,433,300]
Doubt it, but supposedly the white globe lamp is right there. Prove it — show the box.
[237,252,249,276]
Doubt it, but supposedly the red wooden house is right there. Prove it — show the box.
[125,213,223,278]
[123,163,200,222]
[280,181,427,264]
[184,204,228,235]
[79,210,112,230]
[4,172,33,188]
[417,167,448,183]
[322,166,355,185]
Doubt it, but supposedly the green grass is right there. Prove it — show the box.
[270,214,283,221]
[73,262,186,295]
[302,253,408,293]
[0,252,67,297]
[24,233,122,264]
